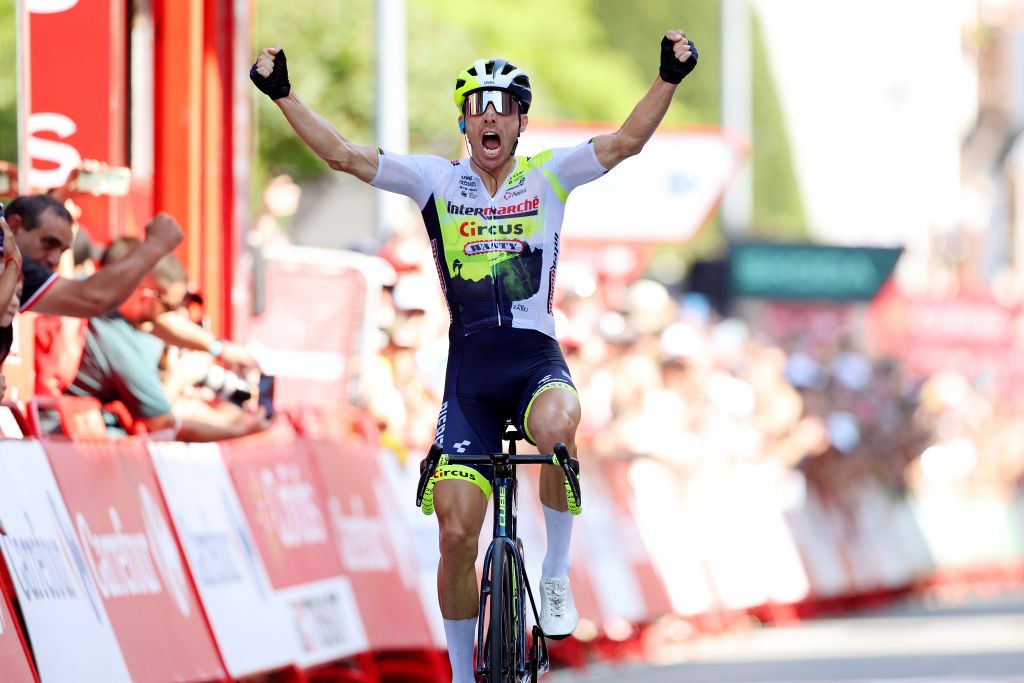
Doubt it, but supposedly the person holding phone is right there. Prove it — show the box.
[0,206,23,399]
[67,237,271,441]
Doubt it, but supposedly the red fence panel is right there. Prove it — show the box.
[306,436,435,652]
[0,566,37,683]
[601,460,674,623]
[43,438,226,683]
[220,423,368,667]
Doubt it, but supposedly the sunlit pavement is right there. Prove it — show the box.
[548,593,1024,682]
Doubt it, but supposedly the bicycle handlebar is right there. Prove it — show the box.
[415,442,582,514]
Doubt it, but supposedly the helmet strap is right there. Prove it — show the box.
[509,115,523,157]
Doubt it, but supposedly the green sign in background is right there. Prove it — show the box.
[730,243,903,302]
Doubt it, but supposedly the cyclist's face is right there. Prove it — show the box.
[461,97,528,170]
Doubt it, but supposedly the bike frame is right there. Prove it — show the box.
[416,431,579,683]
[476,438,544,682]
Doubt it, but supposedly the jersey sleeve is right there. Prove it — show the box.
[370,150,453,208]
[541,140,608,198]
[19,255,59,312]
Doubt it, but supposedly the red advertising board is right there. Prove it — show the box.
[867,284,1024,396]
[306,437,435,651]
[219,424,368,665]
[43,439,226,683]
[241,248,374,412]
[221,425,343,589]
[0,572,37,683]
[26,0,128,239]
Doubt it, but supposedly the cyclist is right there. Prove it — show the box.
[252,29,697,682]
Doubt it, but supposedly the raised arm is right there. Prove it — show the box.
[28,212,183,317]
[251,46,379,183]
[0,219,23,316]
[593,30,698,171]
[150,311,259,371]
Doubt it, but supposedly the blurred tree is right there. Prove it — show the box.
[0,0,17,165]
[749,9,806,239]
[253,0,376,186]
[591,0,719,125]
[253,0,805,239]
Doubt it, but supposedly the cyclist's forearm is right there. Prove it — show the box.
[594,77,676,170]
[275,91,378,181]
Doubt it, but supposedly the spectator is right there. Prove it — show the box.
[5,194,183,317]
[0,217,22,400]
[148,307,259,373]
[67,238,269,441]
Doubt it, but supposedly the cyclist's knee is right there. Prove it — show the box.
[439,524,481,565]
[529,408,578,450]
[527,387,580,449]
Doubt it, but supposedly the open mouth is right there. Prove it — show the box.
[482,132,501,151]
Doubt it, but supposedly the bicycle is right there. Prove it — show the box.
[415,424,583,683]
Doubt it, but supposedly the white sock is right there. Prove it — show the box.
[443,617,477,683]
[542,505,573,580]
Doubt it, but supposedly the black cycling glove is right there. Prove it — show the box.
[250,49,291,100]
[659,36,698,84]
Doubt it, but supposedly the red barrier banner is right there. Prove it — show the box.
[867,285,1024,396]
[220,426,368,666]
[26,0,127,237]
[0,567,37,683]
[149,441,298,679]
[0,440,132,682]
[307,437,435,651]
[43,439,226,682]
[243,247,376,411]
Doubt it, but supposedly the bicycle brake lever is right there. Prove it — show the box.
[416,443,444,507]
[552,443,582,509]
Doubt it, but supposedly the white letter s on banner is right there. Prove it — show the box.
[27,0,80,13]
[28,113,82,190]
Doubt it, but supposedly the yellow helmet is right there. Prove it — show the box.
[453,59,532,114]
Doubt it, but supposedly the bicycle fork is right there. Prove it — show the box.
[475,471,549,682]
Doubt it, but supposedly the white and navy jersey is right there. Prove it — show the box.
[371,141,606,338]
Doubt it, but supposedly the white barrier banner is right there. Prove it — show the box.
[0,440,132,683]
[626,459,717,615]
[149,442,299,678]
[276,577,367,667]
[574,469,646,622]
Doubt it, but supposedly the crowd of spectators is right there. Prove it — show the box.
[365,224,1024,518]
[0,165,272,441]
[4,165,1024,511]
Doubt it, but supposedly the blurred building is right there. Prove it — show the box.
[753,0,1024,296]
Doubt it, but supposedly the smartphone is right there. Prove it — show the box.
[0,202,5,257]
[258,374,275,418]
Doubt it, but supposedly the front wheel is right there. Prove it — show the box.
[486,546,518,682]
